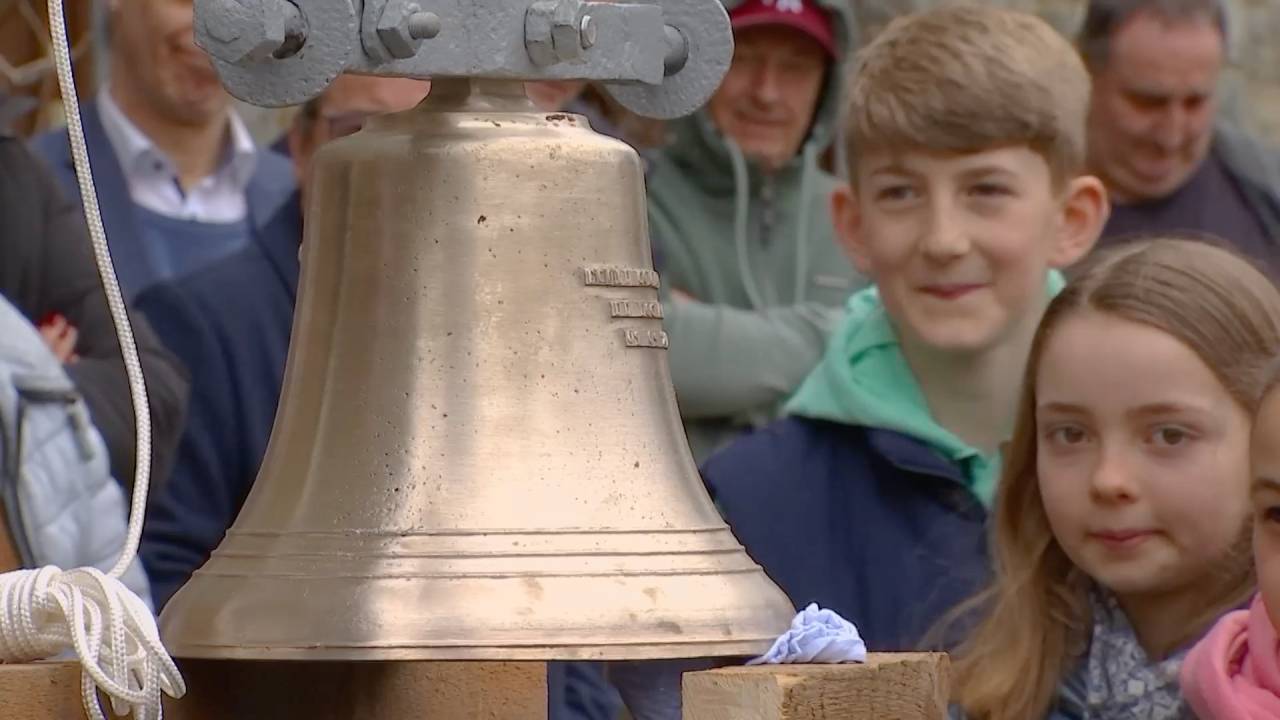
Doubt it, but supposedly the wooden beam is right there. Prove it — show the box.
[166,659,548,720]
[0,659,548,719]
[0,662,124,719]
[682,654,950,720]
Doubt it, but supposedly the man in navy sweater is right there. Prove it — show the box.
[33,0,297,301]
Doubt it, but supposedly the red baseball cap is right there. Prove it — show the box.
[728,0,837,58]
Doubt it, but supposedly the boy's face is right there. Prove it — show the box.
[1251,389,1280,632]
[832,146,1106,355]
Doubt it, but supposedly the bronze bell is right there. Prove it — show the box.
[159,79,793,661]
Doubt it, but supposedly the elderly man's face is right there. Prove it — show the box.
[288,76,430,203]
[707,25,827,172]
[110,0,228,126]
[1086,10,1223,204]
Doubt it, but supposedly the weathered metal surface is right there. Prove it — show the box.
[605,0,731,118]
[199,0,358,107]
[194,0,732,117]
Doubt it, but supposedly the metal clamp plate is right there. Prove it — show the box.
[199,0,359,107]
[603,0,732,119]
[195,0,732,118]
[349,0,666,84]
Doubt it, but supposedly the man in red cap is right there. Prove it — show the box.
[709,0,838,171]
[647,0,864,466]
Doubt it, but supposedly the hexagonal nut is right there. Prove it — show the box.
[549,0,584,61]
[376,1,424,60]
[196,0,288,65]
[525,0,559,66]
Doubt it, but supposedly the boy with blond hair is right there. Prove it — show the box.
[702,4,1109,651]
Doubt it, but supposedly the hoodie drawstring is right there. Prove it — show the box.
[792,142,818,305]
[729,140,767,310]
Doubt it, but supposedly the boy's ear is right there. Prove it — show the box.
[831,184,872,275]
[1050,175,1109,268]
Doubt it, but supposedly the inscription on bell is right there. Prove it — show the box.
[610,300,665,319]
[583,266,660,289]
[624,328,670,349]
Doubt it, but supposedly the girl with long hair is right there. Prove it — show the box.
[950,239,1280,720]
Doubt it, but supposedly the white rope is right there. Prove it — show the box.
[0,0,188,717]
[0,568,181,719]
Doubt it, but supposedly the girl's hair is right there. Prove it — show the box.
[949,237,1280,720]
[1259,351,1280,405]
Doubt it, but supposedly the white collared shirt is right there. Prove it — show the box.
[97,89,258,223]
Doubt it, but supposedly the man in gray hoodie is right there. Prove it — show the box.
[648,0,866,463]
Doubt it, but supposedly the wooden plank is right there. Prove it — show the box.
[0,659,548,719]
[0,661,124,720]
[165,659,548,720]
[0,500,24,572]
[682,654,950,720]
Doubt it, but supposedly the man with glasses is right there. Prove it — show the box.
[135,74,429,610]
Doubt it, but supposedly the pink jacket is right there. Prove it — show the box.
[1181,595,1280,719]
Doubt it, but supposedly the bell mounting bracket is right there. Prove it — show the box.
[194,0,733,118]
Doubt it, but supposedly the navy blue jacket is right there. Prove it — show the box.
[32,101,296,301]
[702,417,991,651]
[135,192,302,608]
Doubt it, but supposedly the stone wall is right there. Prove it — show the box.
[851,0,1280,146]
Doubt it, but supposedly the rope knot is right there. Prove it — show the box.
[0,566,184,719]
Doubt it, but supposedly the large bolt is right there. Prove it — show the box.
[408,11,441,40]
[376,1,437,59]
[197,0,305,65]
[550,0,585,62]
[525,0,561,66]
[579,15,597,50]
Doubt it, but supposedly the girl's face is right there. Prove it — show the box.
[1035,310,1252,607]
[1250,389,1280,631]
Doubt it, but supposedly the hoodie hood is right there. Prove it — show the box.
[785,273,1066,506]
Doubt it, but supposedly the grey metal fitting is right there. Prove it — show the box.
[197,0,305,65]
[579,15,597,50]
[360,0,440,62]
[372,1,439,59]
[408,12,442,40]
[663,25,687,75]
[526,0,590,66]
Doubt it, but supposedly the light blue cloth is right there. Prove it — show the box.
[610,605,866,720]
[748,603,868,665]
